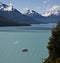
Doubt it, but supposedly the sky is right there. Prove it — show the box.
[0,0,60,14]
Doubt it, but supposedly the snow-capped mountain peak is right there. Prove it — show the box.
[24,9,38,16]
[42,10,60,17]
[0,2,14,11]
[7,3,13,11]
[42,12,51,17]
[51,10,60,16]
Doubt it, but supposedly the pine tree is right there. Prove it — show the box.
[44,22,60,63]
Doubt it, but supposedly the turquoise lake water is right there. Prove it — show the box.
[0,23,56,63]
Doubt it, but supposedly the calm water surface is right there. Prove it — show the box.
[0,24,56,63]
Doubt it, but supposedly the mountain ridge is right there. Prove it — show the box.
[24,9,60,23]
[42,10,60,17]
[0,2,39,24]
[0,2,60,25]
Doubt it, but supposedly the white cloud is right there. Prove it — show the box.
[48,5,60,11]
[43,0,50,4]
[43,1,47,3]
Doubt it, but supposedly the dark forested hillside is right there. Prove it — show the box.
[44,22,60,63]
[0,16,31,26]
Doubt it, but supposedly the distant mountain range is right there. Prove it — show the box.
[24,9,60,23]
[0,2,39,26]
[42,10,60,23]
[0,2,60,26]
[42,10,60,17]
[24,10,46,23]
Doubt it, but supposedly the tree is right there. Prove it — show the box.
[44,22,60,63]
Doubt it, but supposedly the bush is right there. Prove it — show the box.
[44,22,60,63]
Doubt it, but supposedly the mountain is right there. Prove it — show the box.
[42,10,60,23]
[0,2,13,11]
[0,2,39,24]
[24,10,43,18]
[0,16,31,26]
[24,10,46,23]
[0,2,60,24]
[24,9,60,23]
[42,10,60,17]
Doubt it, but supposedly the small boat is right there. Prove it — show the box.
[22,48,28,52]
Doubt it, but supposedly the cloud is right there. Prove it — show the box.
[43,1,47,3]
[43,0,50,4]
[48,5,60,11]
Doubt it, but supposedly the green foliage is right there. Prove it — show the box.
[44,22,60,63]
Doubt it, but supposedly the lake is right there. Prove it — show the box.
[0,23,56,63]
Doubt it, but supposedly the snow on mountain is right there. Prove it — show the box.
[42,10,60,17]
[24,9,44,19]
[24,9,60,23]
[24,9,47,23]
[0,2,60,24]
[0,2,14,11]
[24,10,38,16]
[51,10,60,16]
[41,10,60,23]
[0,2,39,24]
[42,12,51,17]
